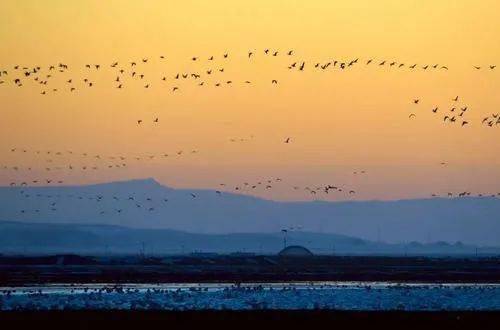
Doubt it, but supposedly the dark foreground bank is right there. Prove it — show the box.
[1,311,500,330]
[1,254,500,284]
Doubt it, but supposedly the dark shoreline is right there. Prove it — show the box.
[2,254,500,285]
[1,311,500,329]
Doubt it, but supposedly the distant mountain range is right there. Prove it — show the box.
[1,178,500,246]
[1,221,498,256]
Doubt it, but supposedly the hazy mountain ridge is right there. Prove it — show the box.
[1,178,499,245]
[1,221,497,256]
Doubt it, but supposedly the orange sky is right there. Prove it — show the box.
[0,0,499,201]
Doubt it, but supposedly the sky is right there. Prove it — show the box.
[0,0,499,201]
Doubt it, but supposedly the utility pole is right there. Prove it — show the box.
[140,241,146,259]
[281,229,288,249]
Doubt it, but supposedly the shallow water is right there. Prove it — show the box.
[1,282,499,311]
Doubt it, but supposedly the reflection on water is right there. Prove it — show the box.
[1,282,499,311]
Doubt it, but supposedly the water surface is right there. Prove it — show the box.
[1,282,499,311]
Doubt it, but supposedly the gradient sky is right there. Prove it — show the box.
[0,0,499,201]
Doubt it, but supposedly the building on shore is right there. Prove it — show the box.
[278,245,313,257]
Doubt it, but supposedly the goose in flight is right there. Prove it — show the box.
[409,113,416,119]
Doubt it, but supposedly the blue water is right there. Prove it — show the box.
[1,282,499,310]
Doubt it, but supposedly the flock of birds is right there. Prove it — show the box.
[9,174,367,216]
[0,50,496,99]
[1,49,499,216]
[2,147,199,173]
[6,163,500,217]
[409,96,499,128]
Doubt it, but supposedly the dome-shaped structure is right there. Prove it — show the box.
[278,245,313,257]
